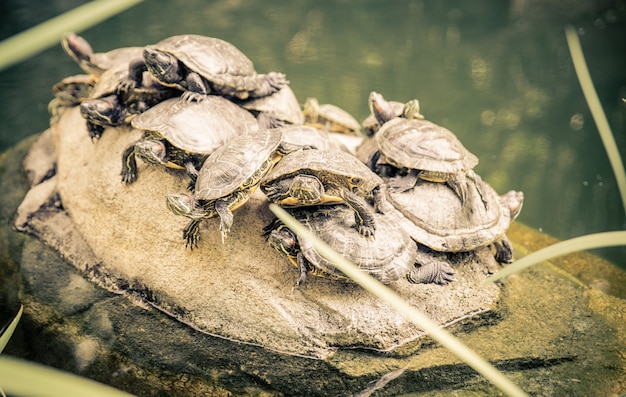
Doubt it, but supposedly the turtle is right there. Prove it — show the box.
[260,148,386,238]
[237,85,304,128]
[263,206,455,286]
[122,96,259,185]
[362,91,425,136]
[118,34,288,103]
[48,74,96,124]
[62,32,143,78]
[384,173,524,264]
[166,128,283,247]
[369,114,481,205]
[302,97,362,135]
[79,59,178,140]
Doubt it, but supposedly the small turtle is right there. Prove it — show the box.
[62,32,143,78]
[370,111,480,204]
[385,174,524,264]
[166,129,283,247]
[237,85,304,128]
[263,206,454,286]
[122,96,259,185]
[261,148,386,238]
[79,60,178,140]
[119,34,288,102]
[362,91,424,136]
[279,125,343,153]
[48,74,95,124]
[303,97,361,135]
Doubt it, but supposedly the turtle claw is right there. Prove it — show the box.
[116,78,136,97]
[120,170,137,185]
[356,224,375,239]
[182,91,206,103]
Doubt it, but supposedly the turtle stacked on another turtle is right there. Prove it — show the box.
[46,32,524,292]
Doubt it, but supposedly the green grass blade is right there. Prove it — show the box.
[565,25,626,214]
[0,306,22,353]
[0,0,144,72]
[483,231,626,284]
[0,356,136,397]
[269,204,528,397]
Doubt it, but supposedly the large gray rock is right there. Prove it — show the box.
[4,115,625,396]
[15,107,502,358]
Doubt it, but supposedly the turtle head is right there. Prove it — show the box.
[303,98,320,121]
[289,174,324,205]
[500,190,525,221]
[368,91,395,125]
[263,220,300,258]
[166,193,203,219]
[62,33,103,75]
[143,47,183,85]
[80,95,122,126]
[135,140,168,166]
[402,99,425,120]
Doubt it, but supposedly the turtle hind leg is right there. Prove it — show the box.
[183,219,202,249]
[242,72,289,99]
[492,236,514,264]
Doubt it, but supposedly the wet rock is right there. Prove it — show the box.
[15,107,502,359]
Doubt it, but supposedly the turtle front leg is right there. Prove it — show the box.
[182,72,210,103]
[86,121,105,141]
[387,168,419,193]
[295,252,311,286]
[214,198,235,244]
[121,143,138,184]
[341,190,376,238]
[183,219,202,249]
[408,249,456,285]
[117,58,147,96]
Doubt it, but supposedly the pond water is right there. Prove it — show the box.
[1,0,625,268]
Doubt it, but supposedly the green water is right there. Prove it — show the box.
[1,0,625,267]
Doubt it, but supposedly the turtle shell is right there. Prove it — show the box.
[294,207,417,283]
[132,96,258,153]
[263,148,383,194]
[195,129,283,200]
[239,86,304,125]
[387,176,513,252]
[280,125,341,152]
[376,118,478,173]
[152,35,260,91]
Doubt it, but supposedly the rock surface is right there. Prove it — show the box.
[2,131,625,396]
[14,107,502,359]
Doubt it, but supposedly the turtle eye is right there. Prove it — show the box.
[351,177,361,185]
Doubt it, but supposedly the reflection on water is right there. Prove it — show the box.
[0,0,624,267]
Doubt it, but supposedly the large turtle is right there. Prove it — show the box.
[122,96,259,185]
[362,91,424,136]
[62,32,143,78]
[303,98,362,135]
[119,34,288,102]
[385,174,524,264]
[260,148,386,238]
[166,128,283,247]
[369,110,481,205]
[237,85,304,128]
[263,206,455,286]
